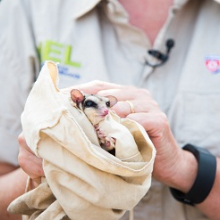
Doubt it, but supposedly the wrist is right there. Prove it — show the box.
[153,143,198,191]
[170,144,217,205]
[170,149,198,193]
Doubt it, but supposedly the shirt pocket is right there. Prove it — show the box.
[168,92,220,156]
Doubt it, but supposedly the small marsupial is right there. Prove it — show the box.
[70,89,118,152]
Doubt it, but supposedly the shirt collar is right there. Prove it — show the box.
[72,0,102,19]
[73,0,220,19]
[173,0,220,10]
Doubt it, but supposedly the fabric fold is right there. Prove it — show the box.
[8,61,156,220]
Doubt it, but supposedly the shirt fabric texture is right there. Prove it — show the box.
[0,0,220,219]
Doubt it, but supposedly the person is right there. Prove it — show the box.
[0,0,220,219]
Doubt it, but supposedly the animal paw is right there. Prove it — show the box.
[101,136,116,151]
[94,125,116,151]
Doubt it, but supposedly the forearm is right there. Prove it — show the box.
[158,144,220,220]
[0,168,28,220]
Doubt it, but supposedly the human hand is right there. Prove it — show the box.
[18,133,44,186]
[70,80,197,192]
[19,80,196,192]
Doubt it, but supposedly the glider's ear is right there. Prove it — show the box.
[70,89,85,106]
[106,95,118,107]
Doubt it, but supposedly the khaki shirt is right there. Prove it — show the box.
[0,0,220,219]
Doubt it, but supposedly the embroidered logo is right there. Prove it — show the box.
[205,56,220,74]
[38,40,82,80]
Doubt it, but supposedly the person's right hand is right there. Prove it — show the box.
[18,133,44,185]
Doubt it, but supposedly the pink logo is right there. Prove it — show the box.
[205,56,220,73]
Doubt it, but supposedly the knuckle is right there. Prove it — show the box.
[160,112,167,120]
[159,112,169,126]
[140,88,151,96]
[18,134,25,146]
[135,89,152,100]
[18,152,26,168]
[91,80,105,89]
[151,100,159,107]
[128,85,136,90]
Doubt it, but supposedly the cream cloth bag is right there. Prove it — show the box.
[8,61,156,220]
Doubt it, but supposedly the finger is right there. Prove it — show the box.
[18,133,32,153]
[62,80,125,95]
[126,112,168,136]
[111,101,132,118]
[77,80,124,94]
[126,112,156,127]
[18,146,44,179]
[18,133,44,179]
[97,87,150,101]
[112,99,160,117]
